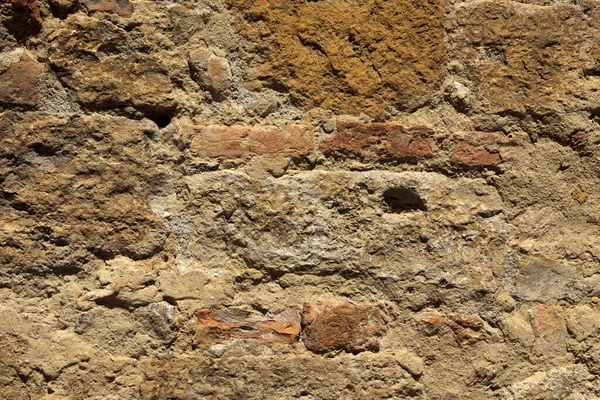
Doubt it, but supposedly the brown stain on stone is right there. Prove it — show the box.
[229,0,446,116]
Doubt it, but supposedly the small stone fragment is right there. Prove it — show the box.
[571,185,587,204]
[302,302,386,354]
[48,0,79,16]
[188,48,233,100]
[395,349,424,378]
[208,344,227,358]
[81,0,134,17]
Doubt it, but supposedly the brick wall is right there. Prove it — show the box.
[1,1,599,399]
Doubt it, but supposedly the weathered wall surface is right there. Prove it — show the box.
[1,0,600,399]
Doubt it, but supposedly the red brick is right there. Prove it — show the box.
[195,306,301,344]
[302,302,386,354]
[529,304,567,356]
[0,52,42,107]
[191,125,314,159]
[320,122,434,162]
[451,132,527,167]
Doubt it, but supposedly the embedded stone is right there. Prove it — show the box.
[0,50,42,107]
[302,302,386,353]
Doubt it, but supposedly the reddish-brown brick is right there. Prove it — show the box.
[529,304,567,356]
[196,306,301,344]
[320,122,435,162]
[0,52,43,107]
[302,302,386,354]
[191,125,314,159]
[451,132,527,167]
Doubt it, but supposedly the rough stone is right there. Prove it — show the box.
[0,50,42,107]
[2,0,600,398]
[515,257,577,302]
[528,304,568,357]
[49,16,174,113]
[229,0,446,116]
[189,48,233,100]
[8,0,43,25]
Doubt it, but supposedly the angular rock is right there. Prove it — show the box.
[196,306,301,344]
[302,302,386,353]
[8,0,43,25]
[188,48,233,100]
[515,257,576,302]
[320,122,435,162]
[0,50,42,107]
[49,16,173,112]
[48,0,79,16]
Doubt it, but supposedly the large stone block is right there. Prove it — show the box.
[229,0,446,116]
[49,16,174,113]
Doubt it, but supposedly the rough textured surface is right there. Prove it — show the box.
[1,0,600,399]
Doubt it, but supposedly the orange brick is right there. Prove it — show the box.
[191,125,314,159]
[196,306,301,344]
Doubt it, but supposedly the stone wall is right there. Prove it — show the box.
[1,0,600,399]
